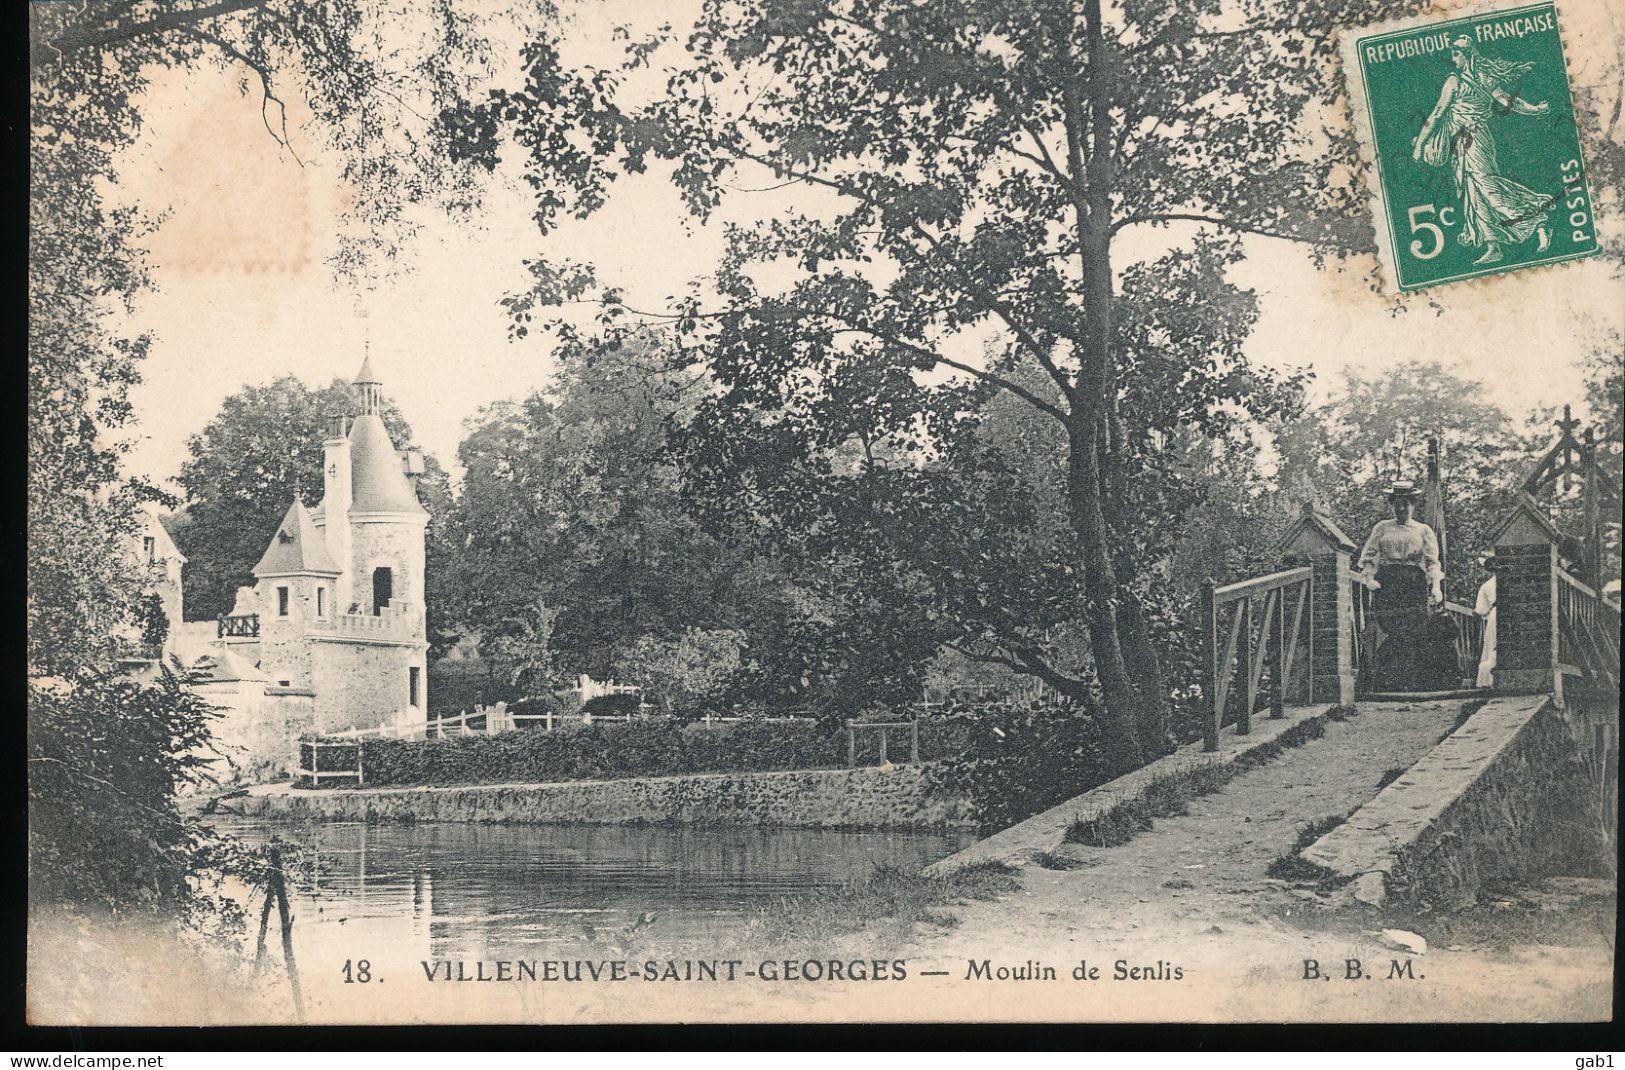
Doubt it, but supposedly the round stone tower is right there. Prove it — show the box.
[343,356,429,636]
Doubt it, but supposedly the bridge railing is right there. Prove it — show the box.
[1200,565,1313,752]
[1348,573,1486,694]
[1349,572,1376,693]
[1442,599,1485,687]
[1557,568,1621,693]
[1554,567,1621,844]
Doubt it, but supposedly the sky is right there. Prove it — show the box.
[110,0,1624,495]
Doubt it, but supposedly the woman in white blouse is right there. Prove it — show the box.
[1474,554,1497,689]
[1358,482,1446,691]
[1358,481,1444,606]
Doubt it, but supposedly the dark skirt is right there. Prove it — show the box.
[1372,564,1442,691]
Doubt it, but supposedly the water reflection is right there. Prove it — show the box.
[208,817,973,963]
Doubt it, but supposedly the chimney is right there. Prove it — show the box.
[399,447,425,492]
[323,414,353,612]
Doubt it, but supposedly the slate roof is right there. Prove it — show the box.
[1487,493,1561,546]
[347,413,427,514]
[1275,502,1357,554]
[253,500,343,576]
[191,649,265,684]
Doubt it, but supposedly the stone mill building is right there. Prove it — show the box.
[181,359,431,775]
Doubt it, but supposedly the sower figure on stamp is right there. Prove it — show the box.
[1358,481,1445,691]
[1412,36,1554,266]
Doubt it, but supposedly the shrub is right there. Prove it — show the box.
[355,716,846,787]
[931,704,1112,833]
[29,667,242,929]
[581,692,641,717]
[336,704,1041,789]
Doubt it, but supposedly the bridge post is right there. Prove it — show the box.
[1277,503,1357,706]
[1488,495,1561,699]
[1201,581,1219,751]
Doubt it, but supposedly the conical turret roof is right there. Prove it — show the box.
[354,353,379,385]
[254,500,343,576]
[347,413,427,515]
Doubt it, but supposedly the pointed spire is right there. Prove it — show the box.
[354,340,378,386]
[354,343,382,415]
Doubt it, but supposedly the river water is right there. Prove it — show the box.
[205,817,974,966]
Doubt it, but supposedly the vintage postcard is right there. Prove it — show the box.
[26,0,1622,1029]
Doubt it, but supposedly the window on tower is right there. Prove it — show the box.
[372,567,393,615]
[277,586,290,617]
[409,666,421,707]
[316,587,327,618]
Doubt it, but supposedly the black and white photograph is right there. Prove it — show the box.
[26,0,1624,1026]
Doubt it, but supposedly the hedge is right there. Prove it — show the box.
[329,708,1029,790]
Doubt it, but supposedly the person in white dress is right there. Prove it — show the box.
[1357,481,1446,690]
[1357,481,1444,603]
[1473,555,1497,689]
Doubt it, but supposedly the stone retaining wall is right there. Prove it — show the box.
[1302,695,1588,906]
[238,764,974,830]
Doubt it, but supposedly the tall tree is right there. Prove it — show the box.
[1273,361,1532,592]
[436,334,746,680]
[441,0,1399,771]
[170,376,449,620]
[29,5,164,677]
[1580,341,1623,583]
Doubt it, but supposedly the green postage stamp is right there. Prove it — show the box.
[1340,1,1601,291]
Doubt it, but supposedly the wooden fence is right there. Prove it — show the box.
[295,738,364,787]
[1199,565,1313,752]
[845,719,920,767]
[218,612,260,638]
[293,702,640,786]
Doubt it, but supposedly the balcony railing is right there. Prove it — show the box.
[330,602,416,637]
[217,613,260,638]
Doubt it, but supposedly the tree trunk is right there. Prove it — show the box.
[1096,422,1172,760]
[1115,585,1170,758]
[1058,7,1144,776]
[1066,420,1145,776]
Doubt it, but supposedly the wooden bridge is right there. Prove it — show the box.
[936,411,1619,897]
[1197,413,1618,759]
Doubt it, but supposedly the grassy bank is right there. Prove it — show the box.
[729,861,1022,953]
[1063,705,1355,849]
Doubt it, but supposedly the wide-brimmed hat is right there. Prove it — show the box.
[1386,480,1419,500]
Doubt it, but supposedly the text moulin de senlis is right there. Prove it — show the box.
[966,959,1184,982]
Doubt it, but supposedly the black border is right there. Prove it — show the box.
[10,0,1620,1051]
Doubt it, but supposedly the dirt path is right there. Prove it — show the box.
[869,700,1616,1022]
